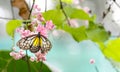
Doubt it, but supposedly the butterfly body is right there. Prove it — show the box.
[17,32,52,53]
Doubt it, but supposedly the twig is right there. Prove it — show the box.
[59,0,71,26]
[102,1,113,19]
[103,0,120,19]
[26,50,31,72]
[95,65,99,72]
[113,0,120,9]
[28,0,35,19]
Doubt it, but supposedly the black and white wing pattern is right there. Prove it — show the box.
[17,33,52,53]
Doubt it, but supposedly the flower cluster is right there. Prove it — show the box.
[30,51,46,62]
[10,48,25,60]
[36,20,54,37]
[31,4,54,37]
[16,28,31,38]
[10,4,54,62]
[10,47,46,62]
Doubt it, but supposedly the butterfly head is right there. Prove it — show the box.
[37,32,41,38]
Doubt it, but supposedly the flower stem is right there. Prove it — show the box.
[13,59,16,72]
[39,61,43,72]
[95,65,99,72]
[26,50,31,72]
[59,0,71,26]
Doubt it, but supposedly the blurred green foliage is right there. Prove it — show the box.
[0,51,51,72]
[6,20,22,37]
[99,38,120,62]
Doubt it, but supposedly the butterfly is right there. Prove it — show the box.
[17,32,52,53]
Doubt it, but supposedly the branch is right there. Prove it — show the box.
[28,0,35,19]
[45,0,47,12]
[10,0,15,19]
[59,0,71,26]
[0,17,13,20]
[103,0,120,19]
[113,0,120,9]
[102,1,113,19]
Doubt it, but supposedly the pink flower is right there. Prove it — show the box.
[37,8,41,11]
[90,58,95,64]
[32,12,38,16]
[69,19,79,28]
[21,30,31,38]
[36,24,47,37]
[16,28,24,33]
[10,51,25,60]
[37,13,42,17]
[73,0,79,4]
[12,47,16,51]
[37,13,45,22]
[34,5,38,9]
[35,51,46,62]
[14,53,23,60]
[16,28,31,38]
[34,5,41,11]
[83,7,91,13]
[19,49,26,57]
[10,48,26,60]
[10,51,17,57]
[30,57,35,62]
[45,20,54,30]
[39,17,45,22]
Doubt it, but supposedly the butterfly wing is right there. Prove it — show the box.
[40,35,52,53]
[17,34,37,50]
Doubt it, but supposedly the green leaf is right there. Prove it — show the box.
[90,15,96,22]
[86,29,109,42]
[42,9,65,28]
[97,42,106,51]
[0,51,51,72]
[64,7,91,20]
[61,0,73,4]
[0,51,11,60]
[6,20,22,37]
[86,21,110,42]
[99,38,120,62]
[63,21,109,42]
[63,25,87,42]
